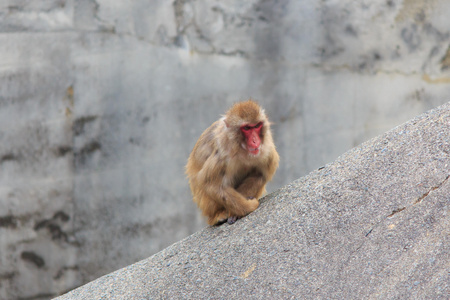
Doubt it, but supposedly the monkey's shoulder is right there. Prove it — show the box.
[198,120,223,143]
[191,121,224,162]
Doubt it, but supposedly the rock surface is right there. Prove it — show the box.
[57,103,449,299]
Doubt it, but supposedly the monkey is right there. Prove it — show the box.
[186,100,279,225]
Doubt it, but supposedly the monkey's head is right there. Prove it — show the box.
[223,100,269,156]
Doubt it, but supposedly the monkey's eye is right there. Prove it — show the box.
[255,122,263,129]
[242,125,251,131]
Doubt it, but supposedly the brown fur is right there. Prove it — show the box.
[186,100,279,225]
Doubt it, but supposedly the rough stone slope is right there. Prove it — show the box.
[57,102,449,299]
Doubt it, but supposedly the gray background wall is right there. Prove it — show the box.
[0,0,449,299]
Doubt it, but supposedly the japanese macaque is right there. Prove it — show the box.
[186,100,279,225]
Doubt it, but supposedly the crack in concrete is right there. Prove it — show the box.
[387,207,406,218]
[311,61,450,83]
[414,174,450,204]
[364,174,449,239]
[311,62,423,77]
[385,174,449,220]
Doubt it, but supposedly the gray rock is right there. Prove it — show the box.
[57,102,450,299]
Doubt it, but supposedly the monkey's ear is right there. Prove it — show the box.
[223,118,230,128]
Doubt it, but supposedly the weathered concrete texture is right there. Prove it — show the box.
[2,0,450,298]
[57,103,450,299]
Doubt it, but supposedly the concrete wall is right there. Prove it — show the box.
[0,0,449,298]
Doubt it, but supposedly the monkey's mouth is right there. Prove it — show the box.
[248,147,260,155]
[241,142,260,155]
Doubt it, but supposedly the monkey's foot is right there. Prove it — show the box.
[227,216,239,224]
[213,211,230,225]
[215,218,228,225]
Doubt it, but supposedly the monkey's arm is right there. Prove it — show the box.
[265,149,280,181]
[236,173,266,199]
[201,181,259,225]
[236,150,279,199]
[201,172,259,217]
[195,157,259,222]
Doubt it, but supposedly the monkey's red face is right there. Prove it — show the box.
[240,122,263,155]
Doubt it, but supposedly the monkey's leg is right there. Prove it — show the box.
[203,183,258,225]
[200,194,229,226]
[227,176,265,224]
[212,210,229,225]
[236,175,267,200]
[205,195,238,225]
[220,187,259,220]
